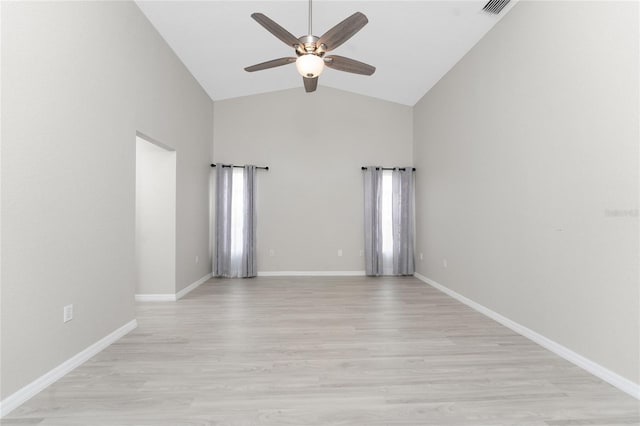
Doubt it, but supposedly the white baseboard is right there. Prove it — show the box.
[134,294,176,302]
[0,319,138,418]
[135,273,213,302]
[257,271,366,277]
[176,273,212,300]
[414,273,640,400]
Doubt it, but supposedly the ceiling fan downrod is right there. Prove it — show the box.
[308,0,312,36]
[297,0,321,57]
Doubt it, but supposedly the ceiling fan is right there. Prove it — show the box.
[244,0,376,93]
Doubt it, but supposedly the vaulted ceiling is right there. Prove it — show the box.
[136,1,516,106]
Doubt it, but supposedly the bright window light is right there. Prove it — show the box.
[229,167,244,275]
[381,170,393,275]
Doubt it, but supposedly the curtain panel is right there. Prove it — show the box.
[213,165,257,278]
[241,165,257,277]
[363,166,384,276]
[392,167,415,276]
[363,166,415,277]
[214,165,233,277]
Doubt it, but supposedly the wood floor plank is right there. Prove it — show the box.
[3,276,638,425]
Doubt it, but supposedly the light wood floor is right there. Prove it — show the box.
[4,276,639,425]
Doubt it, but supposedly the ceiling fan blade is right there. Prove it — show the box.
[303,76,318,93]
[244,57,297,72]
[324,55,376,76]
[251,13,300,48]
[318,12,368,52]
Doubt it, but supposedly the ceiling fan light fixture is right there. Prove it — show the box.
[295,54,324,78]
[245,4,375,93]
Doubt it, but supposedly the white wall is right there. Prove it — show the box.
[413,1,639,384]
[1,1,213,399]
[213,87,412,273]
[135,137,176,295]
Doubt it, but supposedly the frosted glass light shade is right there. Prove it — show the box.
[296,54,324,78]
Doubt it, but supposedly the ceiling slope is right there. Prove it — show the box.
[136,1,516,106]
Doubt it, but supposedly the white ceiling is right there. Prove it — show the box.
[136,1,516,106]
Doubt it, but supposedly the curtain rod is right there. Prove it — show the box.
[211,163,269,170]
[361,166,416,171]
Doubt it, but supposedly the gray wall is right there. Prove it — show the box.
[413,1,639,383]
[1,1,213,398]
[213,87,412,273]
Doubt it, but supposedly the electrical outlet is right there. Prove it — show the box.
[63,305,73,323]
[443,258,448,268]
[419,252,424,260]
[359,250,364,257]
[195,255,199,264]
[337,249,343,257]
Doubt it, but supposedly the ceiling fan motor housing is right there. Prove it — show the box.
[296,35,326,57]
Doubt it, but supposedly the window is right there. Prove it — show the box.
[363,166,415,276]
[229,167,245,274]
[214,164,258,278]
[380,170,393,275]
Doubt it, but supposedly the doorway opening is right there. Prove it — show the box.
[135,135,176,297]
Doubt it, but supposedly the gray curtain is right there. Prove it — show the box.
[392,168,414,275]
[214,165,233,277]
[240,165,257,277]
[214,165,258,278]
[363,167,383,276]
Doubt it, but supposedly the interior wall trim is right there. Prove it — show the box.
[0,319,138,418]
[135,273,212,302]
[257,271,366,277]
[414,273,640,400]
[134,294,176,302]
[176,273,212,300]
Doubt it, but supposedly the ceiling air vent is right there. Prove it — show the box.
[482,0,511,15]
